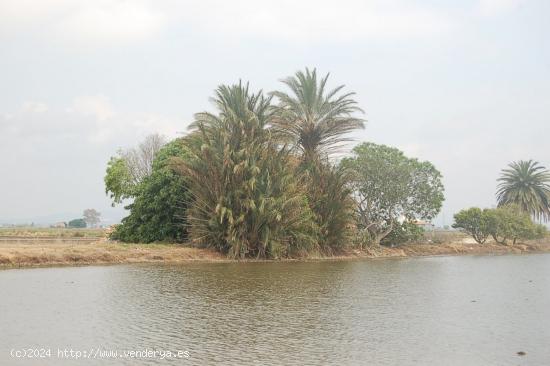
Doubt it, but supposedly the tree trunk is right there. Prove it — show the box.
[373,222,394,246]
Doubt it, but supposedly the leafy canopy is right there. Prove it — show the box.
[104,133,166,206]
[452,207,490,244]
[342,142,444,245]
[496,160,550,222]
[453,205,546,245]
[110,139,190,243]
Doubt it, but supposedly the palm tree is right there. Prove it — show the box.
[496,160,550,222]
[270,69,363,251]
[177,82,319,259]
[271,68,365,161]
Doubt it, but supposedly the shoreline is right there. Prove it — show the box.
[0,239,549,269]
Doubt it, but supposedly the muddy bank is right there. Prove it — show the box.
[0,239,549,268]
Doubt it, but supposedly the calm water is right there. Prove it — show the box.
[1,255,550,365]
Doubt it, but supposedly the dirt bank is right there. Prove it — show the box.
[1,239,549,268]
[0,241,225,268]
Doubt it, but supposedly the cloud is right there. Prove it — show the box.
[0,0,454,44]
[1,96,184,145]
[68,95,114,121]
[174,0,454,41]
[477,0,524,16]
[0,0,165,44]
[56,1,165,43]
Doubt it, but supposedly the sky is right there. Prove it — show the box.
[0,0,548,226]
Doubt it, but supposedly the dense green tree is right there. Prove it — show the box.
[452,207,491,244]
[110,139,189,243]
[176,83,318,258]
[68,218,86,228]
[496,160,550,222]
[342,143,444,246]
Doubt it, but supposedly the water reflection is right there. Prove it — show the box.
[1,255,549,365]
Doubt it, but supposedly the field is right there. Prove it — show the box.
[0,227,106,238]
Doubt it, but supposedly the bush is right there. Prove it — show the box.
[381,222,424,246]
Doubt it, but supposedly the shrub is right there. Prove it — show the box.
[381,221,424,246]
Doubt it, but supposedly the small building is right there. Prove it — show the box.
[52,222,67,228]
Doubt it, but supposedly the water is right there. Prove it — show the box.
[1,254,549,365]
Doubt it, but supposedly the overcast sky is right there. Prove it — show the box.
[0,0,548,225]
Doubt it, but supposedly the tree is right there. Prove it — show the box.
[270,68,364,250]
[104,156,134,205]
[110,139,190,243]
[271,68,365,161]
[452,207,490,244]
[68,218,86,228]
[496,160,550,222]
[342,143,444,246]
[485,205,546,245]
[176,82,318,259]
[105,133,167,205]
[83,209,101,228]
[123,133,167,182]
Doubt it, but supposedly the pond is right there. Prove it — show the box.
[1,254,549,365]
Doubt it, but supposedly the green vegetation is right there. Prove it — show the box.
[452,206,546,245]
[105,69,448,257]
[380,221,425,246]
[342,143,444,246]
[175,84,318,258]
[271,69,363,251]
[496,160,550,222]
[109,139,190,243]
[452,207,490,244]
[105,133,167,205]
[68,218,87,228]
[105,156,135,204]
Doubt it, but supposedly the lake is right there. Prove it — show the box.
[1,254,549,365]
